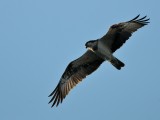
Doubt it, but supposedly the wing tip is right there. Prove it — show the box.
[48,84,63,107]
[128,14,150,25]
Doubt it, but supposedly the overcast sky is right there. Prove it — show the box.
[0,0,160,120]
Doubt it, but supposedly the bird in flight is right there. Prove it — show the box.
[48,15,150,107]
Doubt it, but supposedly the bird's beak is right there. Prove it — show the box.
[87,47,94,52]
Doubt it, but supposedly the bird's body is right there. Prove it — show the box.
[86,39,124,70]
[96,40,113,60]
[49,15,150,107]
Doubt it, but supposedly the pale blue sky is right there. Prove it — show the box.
[0,0,160,120]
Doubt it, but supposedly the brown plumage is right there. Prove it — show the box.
[100,14,150,53]
[48,50,104,107]
[48,15,149,107]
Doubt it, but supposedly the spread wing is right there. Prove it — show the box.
[100,15,150,53]
[48,50,104,107]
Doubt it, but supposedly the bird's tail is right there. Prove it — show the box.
[110,57,125,70]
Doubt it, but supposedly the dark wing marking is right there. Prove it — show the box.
[111,15,150,52]
[48,50,104,107]
[100,15,150,53]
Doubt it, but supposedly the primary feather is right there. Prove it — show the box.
[48,50,103,107]
[100,15,150,52]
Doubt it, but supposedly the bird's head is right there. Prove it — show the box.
[85,40,98,51]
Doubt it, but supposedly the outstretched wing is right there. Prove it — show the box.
[100,15,150,53]
[48,50,104,107]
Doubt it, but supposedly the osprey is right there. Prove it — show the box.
[48,15,149,107]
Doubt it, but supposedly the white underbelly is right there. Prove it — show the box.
[95,41,113,60]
